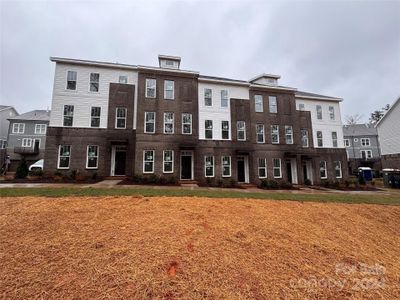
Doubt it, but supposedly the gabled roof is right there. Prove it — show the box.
[295,90,343,102]
[8,110,50,121]
[376,96,400,127]
[343,124,377,136]
[0,105,14,112]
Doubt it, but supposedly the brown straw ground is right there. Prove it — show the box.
[0,196,399,299]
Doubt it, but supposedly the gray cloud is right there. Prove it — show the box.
[1,0,399,122]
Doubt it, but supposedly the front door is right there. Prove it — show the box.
[114,151,126,176]
[181,151,193,180]
[237,158,245,183]
[286,161,293,183]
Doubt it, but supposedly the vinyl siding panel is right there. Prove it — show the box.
[377,101,400,155]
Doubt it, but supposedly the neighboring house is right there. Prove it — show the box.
[44,55,348,185]
[376,97,400,169]
[7,110,50,170]
[343,124,381,174]
[0,105,18,164]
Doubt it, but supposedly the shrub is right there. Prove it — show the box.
[28,169,43,177]
[279,181,293,189]
[91,172,98,180]
[358,175,366,185]
[268,180,279,189]
[147,174,159,184]
[158,176,168,185]
[54,171,63,177]
[205,177,214,186]
[344,180,350,188]
[304,179,312,186]
[132,174,142,183]
[70,169,78,180]
[15,158,29,179]
[167,175,177,185]
[216,178,224,187]
[259,179,269,189]
[229,178,238,188]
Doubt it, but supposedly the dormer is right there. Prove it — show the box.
[249,73,280,86]
[158,55,181,70]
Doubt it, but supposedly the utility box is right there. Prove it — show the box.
[382,169,400,188]
[358,167,373,182]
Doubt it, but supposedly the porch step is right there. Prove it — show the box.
[104,176,128,180]
[179,180,199,187]
[238,183,258,189]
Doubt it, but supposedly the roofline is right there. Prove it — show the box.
[198,77,250,87]
[295,94,343,102]
[376,96,400,127]
[0,106,13,112]
[50,56,138,70]
[158,54,181,61]
[250,84,297,92]
[249,73,281,82]
[137,65,199,75]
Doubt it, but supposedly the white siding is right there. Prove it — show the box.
[50,63,138,129]
[295,99,344,148]
[377,101,400,155]
[198,82,249,140]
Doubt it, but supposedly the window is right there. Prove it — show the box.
[329,106,335,120]
[361,150,373,160]
[285,126,293,144]
[22,138,32,147]
[116,107,127,129]
[58,145,71,169]
[86,145,98,169]
[271,125,279,144]
[0,139,6,149]
[12,123,25,134]
[66,71,77,90]
[298,103,305,111]
[221,90,228,108]
[301,129,309,147]
[34,124,47,134]
[332,132,338,147]
[269,96,277,113]
[146,78,156,98]
[256,124,265,143]
[344,139,350,147]
[63,105,74,127]
[354,138,359,142]
[222,156,231,177]
[237,121,246,141]
[317,131,323,147]
[90,107,101,127]
[144,112,155,133]
[205,120,213,139]
[258,158,267,178]
[255,95,263,112]
[221,121,230,140]
[119,75,128,84]
[182,113,192,134]
[361,138,371,147]
[334,161,342,178]
[164,80,174,100]
[164,112,174,134]
[89,73,100,92]
[320,161,327,179]
[205,156,214,177]
[163,150,174,173]
[316,105,322,120]
[273,158,282,178]
[204,88,212,106]
[143,150,155,173]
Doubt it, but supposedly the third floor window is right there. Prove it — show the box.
[164,80,174,100]
[89,73,100,92]
[146,79,156,98]
[66,71,77,90]
[204,88,212,106]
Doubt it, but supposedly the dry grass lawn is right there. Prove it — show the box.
[1,196,399,299]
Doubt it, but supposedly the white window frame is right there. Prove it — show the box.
[119,75,128,84]
[115,107,127,129]
[182,113,192,135]
[205,156,214,177]
[221,121,230,140]
[271,125,279,144]
[329,106,335,120]
[90,107,101,128]
[255,95,263,112]
[143,150,155,173]
[86,145,99,169]
[360,150,373,160]
[316,105,322,120]
[320,161,327,179]
[163,150,174,173]
[145,78,156,98]
[332,131,338,148]
[164,80,175,100]
[0,139,6,149]
[285,125,293,144]
[237,121,246,141]
[12,123,25,134]
[361,138,371,147]
[256,124,265,143]
[89,72,100,92]
[258,158,267,178]
[63,105,74,127]
[334,161,342,179]
[317,131,323,147]
[204,88,212,106]
[205,120,213,139]
[344,139,350,147]
[22,138,32,147]
[221,156,231,177]
[144,112,156,134]
[221,90,228,108]
[301,129,309,147]
[34,124,47,135]
[164,112,174,134]
[298,103,305,111]
[269,96,277,113]
[66,70,77,90]
[58,145,71,169]
[273,158,282,178]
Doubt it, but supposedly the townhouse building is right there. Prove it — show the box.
[44,55,348,184]
[0,105,18,164]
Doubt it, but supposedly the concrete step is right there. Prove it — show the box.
[238,183,258,189]
[104,176,128,180]
[179,180,199,187]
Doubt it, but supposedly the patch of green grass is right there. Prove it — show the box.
[0,187,399,205]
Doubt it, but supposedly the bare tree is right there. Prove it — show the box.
[369,104,391,125]
[345,113,363,125]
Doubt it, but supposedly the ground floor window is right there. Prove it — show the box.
[320,161,327,179]
[205,156,214,177]
[143,150,155,173]
[163,150,174,173]
[258,158,267,178]
[334,161,342,178]
[58,145,71,169]
[273,158,281,178]
[22,138,32,147]
[86,145,99,169]
[221,156,231,177]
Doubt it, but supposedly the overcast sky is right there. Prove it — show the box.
[1,0,399,122]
